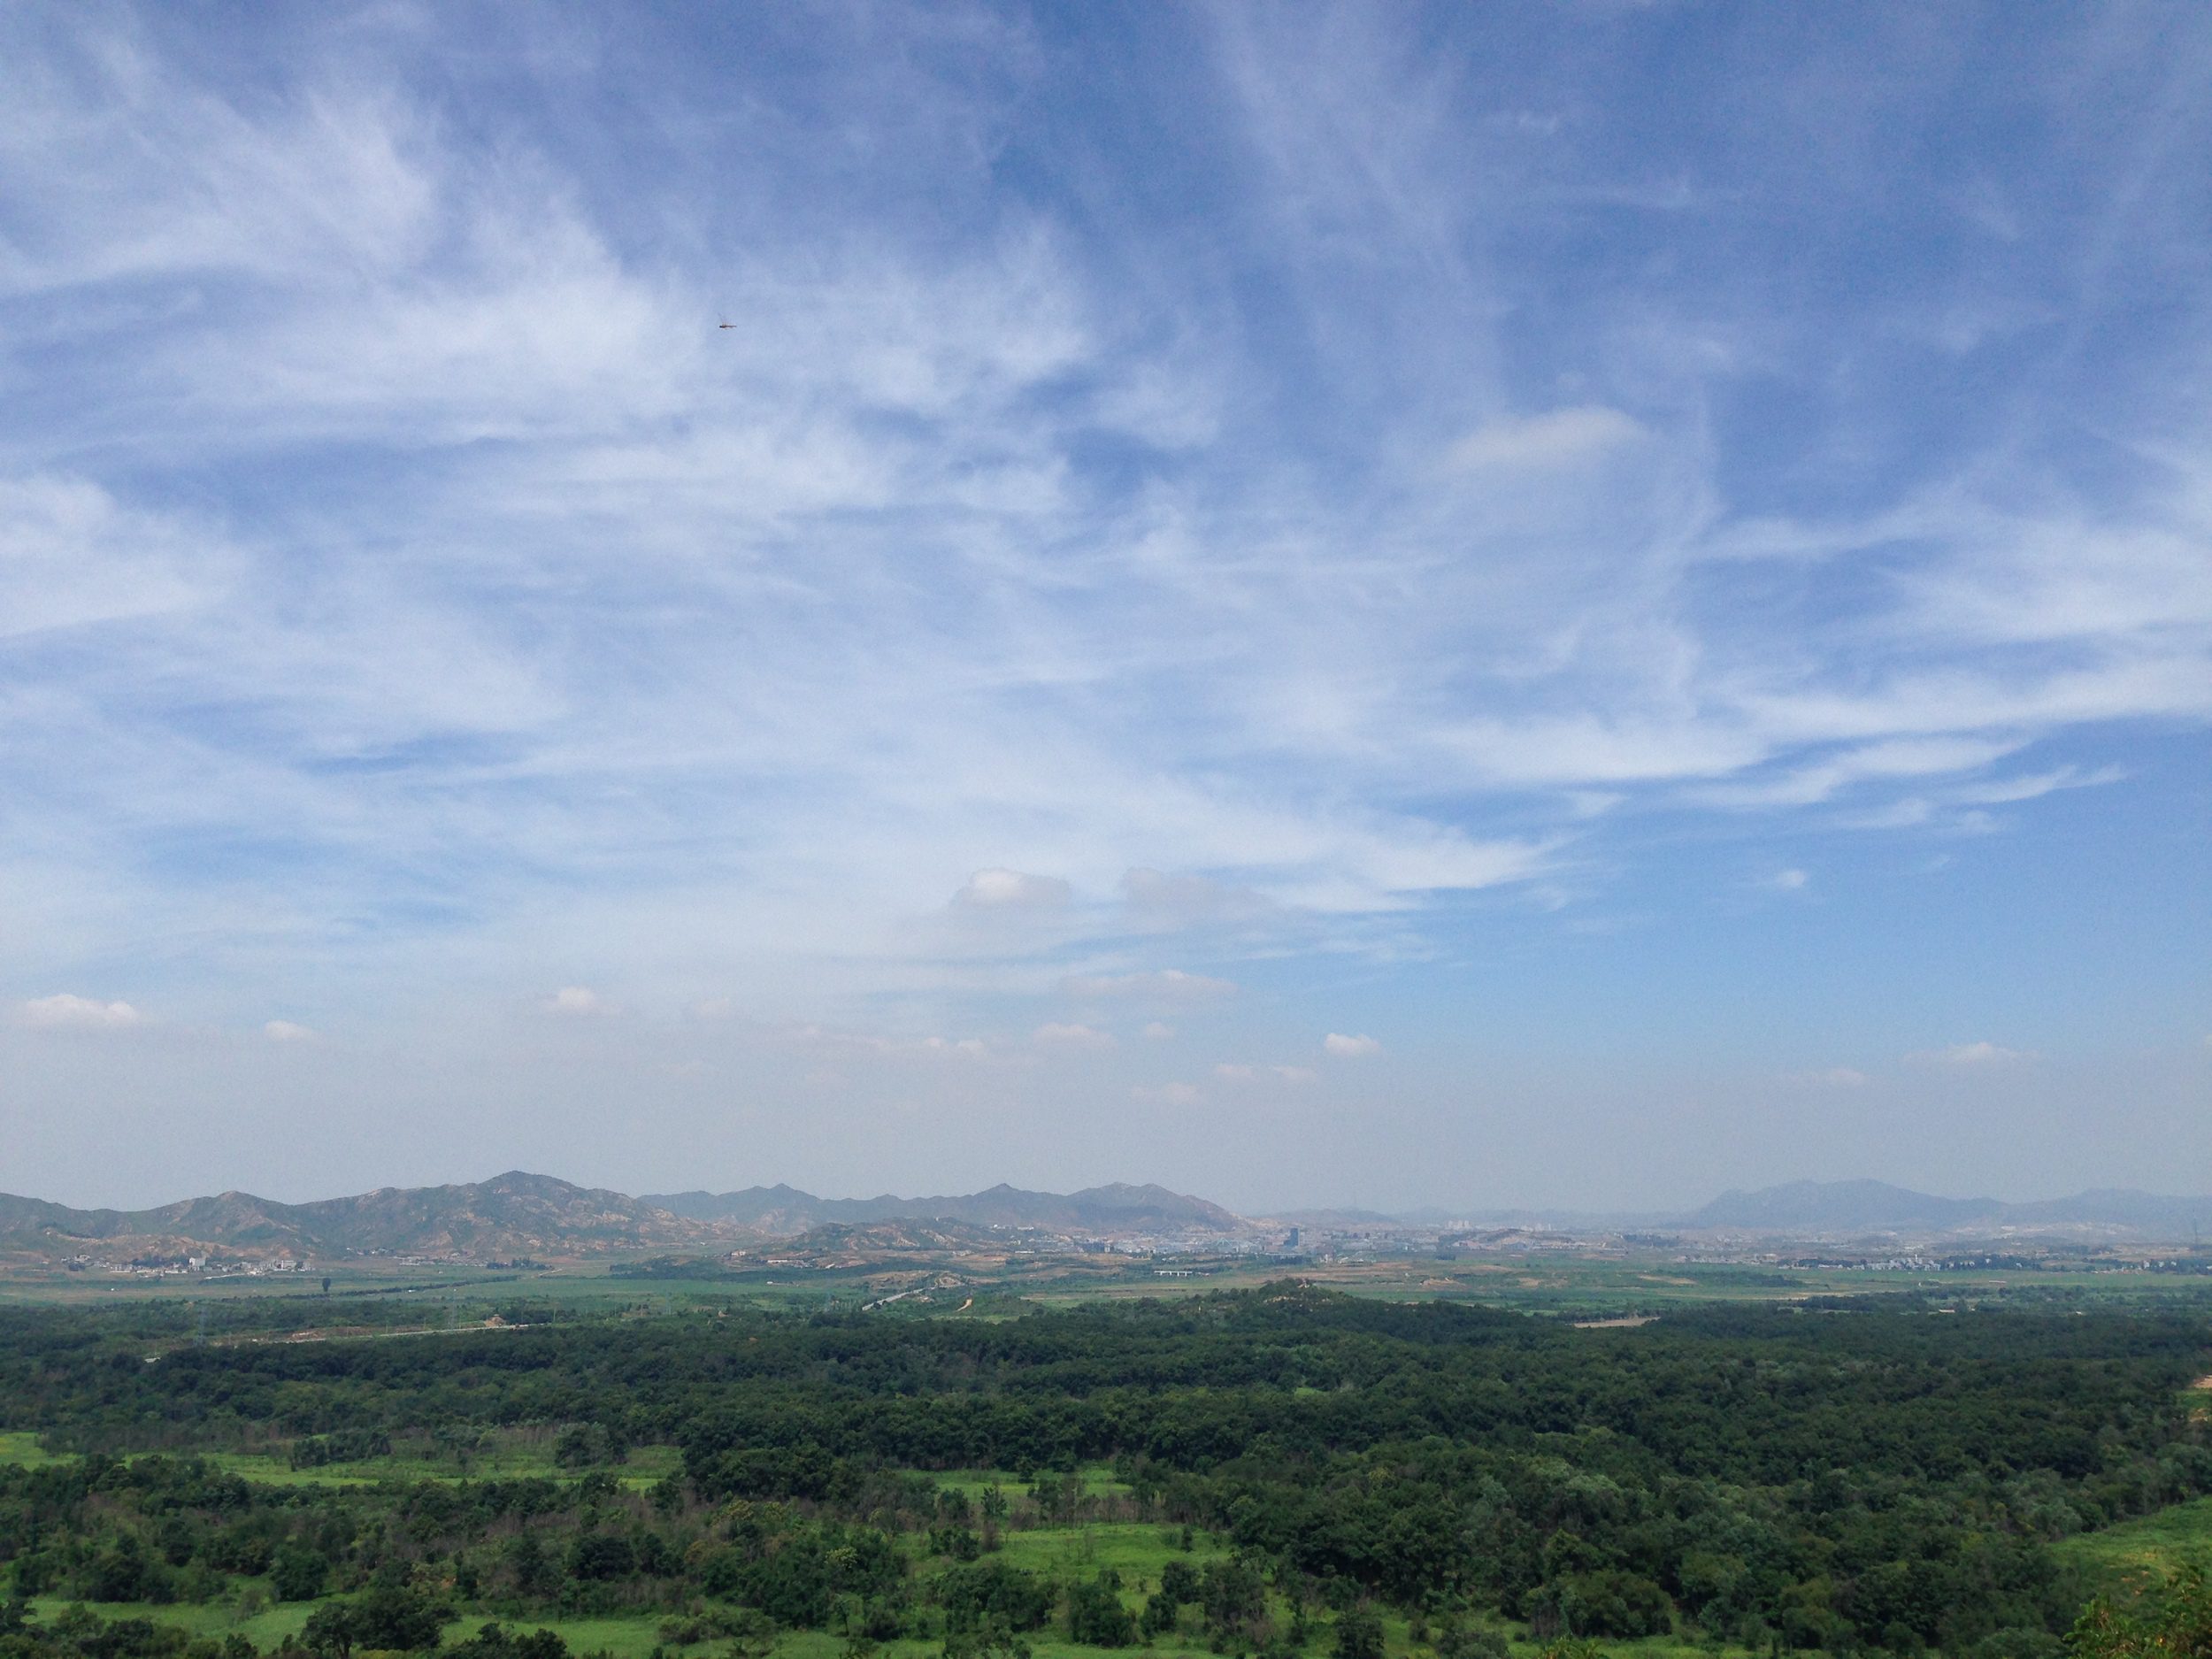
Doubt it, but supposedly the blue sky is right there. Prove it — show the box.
[2,3,2207,1212]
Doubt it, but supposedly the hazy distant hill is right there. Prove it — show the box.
[13,1170,2208,1264]
[641,1180,1243,1237]
[0,1173,1246,1263]
[0,1171,710,1262]
[1993,1189,2212,1235]
[757,1218,1031,1256]
[1690,1180,2001,1232]
[1686,1179,2212,1238]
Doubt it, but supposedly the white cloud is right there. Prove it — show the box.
[1947,764,2125,806]
[1062,969,1238,1002]
[1324,1033,1381,1058]
[264,1020,319,1044]
[1763,868,1809,892]
[1034,1022,1113,1049]
[1909,1041,2035,1067]
[955,869,1071,909]
[19,994,142,1030]
[1699,738,2023,810]
[0,5,2206,1202]
[1448,406,1646,471]
[0,478,220,640]
[1213,1064,1256,1082]
[547,987,607,1017]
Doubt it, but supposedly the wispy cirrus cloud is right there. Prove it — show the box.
[1,4,2208,1206]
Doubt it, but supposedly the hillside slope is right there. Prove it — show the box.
[0,1172,710,1262]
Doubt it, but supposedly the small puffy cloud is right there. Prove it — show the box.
[1133,1081,1203,1105]
[1449,405,1644,471]
[1213,1063,1256,1082]
[1062,968,1237,1002]
[1143,1021,1176,1041]
[264,1020,319,1044]
[1034,1022,1113,1049]
[547,986,607,1016]
[1763,868,1809,892]
[1784,1066,1867,1087]
[21,994,142,1030]
[1909,1041,2035,1067]
[1324,1033,1381,1058]
[955,868,1071,909]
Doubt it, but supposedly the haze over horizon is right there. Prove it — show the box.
[2,5,2207,1215]
[11,1166,2212,1235]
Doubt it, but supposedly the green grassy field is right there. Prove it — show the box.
[30,1596,319,1649]
[993,1520,1218,1583]
[192,1442,685,1490]
[0,1431,65,1468]
[926,1464,1131,1503]
[2055,1495,2212,1579]
[0,1428,683,1490]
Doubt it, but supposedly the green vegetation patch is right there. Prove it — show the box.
[4,1283,2212,1659]
[2057,1495,2212,1579]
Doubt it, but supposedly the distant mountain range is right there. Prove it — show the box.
[4,1171,2208,1265]
[0,1171,710,1262]
[1687,1179,2212,1238]
[0,1173,1243,1263]
[642,1180,1241,1237]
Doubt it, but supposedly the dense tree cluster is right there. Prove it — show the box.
[0,1286,2205,1658]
